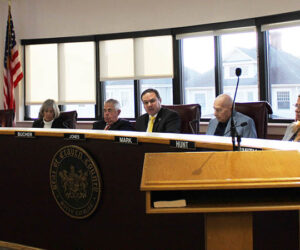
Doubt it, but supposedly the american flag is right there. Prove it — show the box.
[3,6,23,111]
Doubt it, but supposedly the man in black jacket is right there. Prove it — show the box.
[93,99,133,131]
[135,88,181,133]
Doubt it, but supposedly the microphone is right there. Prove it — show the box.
[224,121,247,136]
[235,67,242,77]
[232,68,242,111]
[189,119,199,134]
[230,67,242,151]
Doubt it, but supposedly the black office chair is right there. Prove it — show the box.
[235,101,273,139]
[162,104,201,134]
[0,109,15,127]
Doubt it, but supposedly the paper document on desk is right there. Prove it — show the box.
[153,199,187,208]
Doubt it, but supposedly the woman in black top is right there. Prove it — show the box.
[32,99,67,128]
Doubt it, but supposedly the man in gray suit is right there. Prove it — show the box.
[282,94,300,141]
[206,94,257,138]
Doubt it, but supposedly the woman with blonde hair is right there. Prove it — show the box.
[32,99,67,128]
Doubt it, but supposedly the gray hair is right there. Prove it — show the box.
[38,99,60,119]
[105,99,121,111]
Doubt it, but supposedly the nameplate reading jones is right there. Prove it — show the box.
[50,145,101,219]
[64,133,86,140]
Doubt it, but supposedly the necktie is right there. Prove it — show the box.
[147,116,155,132]
[104,124,110,130]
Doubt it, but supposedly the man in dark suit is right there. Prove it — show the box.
[135,88,181,133]
[93,99,133,131]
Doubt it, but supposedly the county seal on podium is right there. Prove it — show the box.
[50,145,101,219]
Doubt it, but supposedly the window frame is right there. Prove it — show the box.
[21,10,300,123]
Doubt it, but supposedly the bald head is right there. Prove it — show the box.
[213,94,233,123]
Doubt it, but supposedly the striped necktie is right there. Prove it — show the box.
[147,116,155,132]
[104,124,110,130]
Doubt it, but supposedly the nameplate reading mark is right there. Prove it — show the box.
[115,136,138,145]
[170,140,196,150]
[64,133,86,140]
[15,131,35,138]
[240,147,261,151]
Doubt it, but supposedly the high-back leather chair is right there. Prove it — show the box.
[162,104,201,134]
[235,101,273,139]
[59,110,78,129]
[0,109,14,127]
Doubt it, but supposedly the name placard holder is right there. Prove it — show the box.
[170,140,196,150]
[240,147,261,151]
[64,133,86,140]
[15,131,36,138]
[115,136,138,145]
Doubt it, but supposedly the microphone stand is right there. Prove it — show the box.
[231,68,241,151]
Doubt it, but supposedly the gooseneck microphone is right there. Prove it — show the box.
[230,67,242,151]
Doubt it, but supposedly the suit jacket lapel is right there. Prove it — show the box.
[153,109,163,132]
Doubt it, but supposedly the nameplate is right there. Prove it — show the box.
[115,136,138,145]
[240,147,262,151]
[15,131,36,138]
[170,140,196,150]
[64,133,86,140]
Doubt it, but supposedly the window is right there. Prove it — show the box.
[140,78,173,114]
[104,80,134,118]
[220,31,258,102]
[179,28,258,118]
[277,91,290,109]
[22,12,300,124]
[264,23,300,119]
[25,42,96,119]
[99,35,173,117]
[180,35,215,118]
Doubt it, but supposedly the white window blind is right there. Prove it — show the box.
[25,42,96,105]
[99,35,173,81]
[25,44,58,104]
[176,31,214,40]
[135,36,173,79]
[99,39,134,81]
[59,42,96,104]
[176,27,256,40]
[261,20,300,32]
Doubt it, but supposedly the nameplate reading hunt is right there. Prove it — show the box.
[170,140,196,150]
[15,131,36,138]
[115,136,138,145]
[64,133,86,140]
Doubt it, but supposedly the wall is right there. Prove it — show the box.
[1,0,300,115]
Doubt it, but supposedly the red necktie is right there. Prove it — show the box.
[104,124,110,130]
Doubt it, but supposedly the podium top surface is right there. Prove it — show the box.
[141,150,300,190]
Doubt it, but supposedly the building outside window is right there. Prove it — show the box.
[220,30,258,102]
[264,22,300,119]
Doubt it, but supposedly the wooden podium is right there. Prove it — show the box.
[140,150,300,250]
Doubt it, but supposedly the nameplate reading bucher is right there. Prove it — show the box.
[170,140,196,150]
[115,136,138,145]
[64,133,86,140]
[15,131,35,138]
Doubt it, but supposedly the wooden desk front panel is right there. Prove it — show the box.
[0,131,298,250]
[0,134,204,250]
